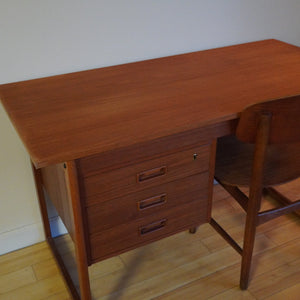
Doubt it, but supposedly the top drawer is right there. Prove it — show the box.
[76,122,234,177]
[81,144,210,206]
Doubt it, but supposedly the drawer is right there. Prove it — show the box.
[87,172,209,234]
[82,144,210,206]
[89,199,208,262]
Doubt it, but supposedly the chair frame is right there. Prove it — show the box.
[211,96,300,289]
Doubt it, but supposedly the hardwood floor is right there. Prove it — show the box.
[1,182,299,300]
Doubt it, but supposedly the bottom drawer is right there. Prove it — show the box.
[89,198,208,262]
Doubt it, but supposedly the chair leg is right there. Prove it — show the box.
[240,230,257,289]
[240,207,258,289]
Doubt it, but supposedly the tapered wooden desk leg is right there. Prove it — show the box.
[189,227,197,234]
[207,140,217,221]
[32,161,92,300]
[66,161,92,300]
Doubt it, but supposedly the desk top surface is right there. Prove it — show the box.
[1,39,300,168]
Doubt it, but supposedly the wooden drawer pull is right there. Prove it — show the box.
[139,219,167,235]
[138,194,167,210]
[137,166,167,182]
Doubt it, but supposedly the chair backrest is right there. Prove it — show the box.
[236,95,300,144]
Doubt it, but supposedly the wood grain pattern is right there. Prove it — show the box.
[41,164,76,241]
[31,163,52,239]
[0,267,36,294]
[81,144,209,204]
[236,95,300,144]
[86,173,209,234]
[1,39,300,168]
[90,198,209,262]
[76,120,235,177]
[215,136,300,187]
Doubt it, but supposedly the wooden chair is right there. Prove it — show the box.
[211,95,300,289]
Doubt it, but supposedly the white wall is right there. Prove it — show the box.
[1,0,300,255]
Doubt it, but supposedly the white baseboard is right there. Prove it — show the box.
[0,222,45,256]
[0,215,67,256]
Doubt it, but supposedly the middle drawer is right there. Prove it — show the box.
[86,172,209,235]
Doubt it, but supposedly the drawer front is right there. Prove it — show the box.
[87,172,209,234]
[82,144,210,206]
[89,199,208,262]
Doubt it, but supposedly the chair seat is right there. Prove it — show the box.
[215,135,300,187]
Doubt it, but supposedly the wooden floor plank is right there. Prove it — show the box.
[0,267,36,294]
[263,219,300,245]
[207,287,256,300]
[89,256,125,279]
[44,290,72,300]
[248,258,300,299]
[0,275,67,300]
[96,247,240,300]
[153,264,241,300]
[0,242,51,277]
[263,281,300,300]
[33,258,61,281]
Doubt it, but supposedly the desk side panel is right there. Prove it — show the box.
[41,163,76,241]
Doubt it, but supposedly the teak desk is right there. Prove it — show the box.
[1,39,300,299]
